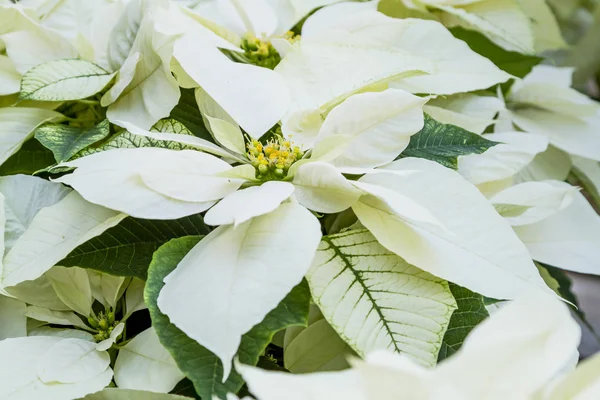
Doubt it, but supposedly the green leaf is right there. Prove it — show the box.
[169,88,213,141]
[378,0,437,20]
[75,118,198,158]
[450,27,543,79]
[19,59,115,101]
[493,203,533,218]
[35,119,111,163]
[437,283,489,362]
[398,114,499,169]
[0,139,55,176]
[59,216,210,280]
[308,229,457,367]
[145,237,311,400]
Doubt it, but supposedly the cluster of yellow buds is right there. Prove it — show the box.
[88,310,118,342]
[247,137,304,180]
[240,34,281,70]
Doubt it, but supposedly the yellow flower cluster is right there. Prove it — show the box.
[247,137,304,180]
[88,310,118,342]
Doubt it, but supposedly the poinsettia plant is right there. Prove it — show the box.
[1,0,600,399]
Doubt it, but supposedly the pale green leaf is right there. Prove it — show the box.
[493,203,533,218]
[19,59,115,101]
[284,317,354,373]
[307,229,457,367]
[35,119,111,163]
[83,388,193,400]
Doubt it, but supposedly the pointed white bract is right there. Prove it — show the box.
[353,158,551,300]
[1,192,126,288]
[114,328,184,393]
[0,336,113,400]
[158,201,322,379]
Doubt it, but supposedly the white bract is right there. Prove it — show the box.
[499,65,600,162]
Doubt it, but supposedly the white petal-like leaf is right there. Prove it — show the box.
[0,174,70,253]
[292,162,362,214]
[0,336,113,400]
[46,266,93,317]
[237,362,363,400]
[434,0,535,54]
[204,181,295,227]
[1,192,126,288]
[308,229,456,367]
[37,338,110,384]
[353,158,551,300]
[158,201,322,379]
[514,193,600,275]
[124,278,147,319]
[458,132,549,187]
[25,306,91,331]
[19,59,115,101]
[56,148,220,219]
[0,107,62,166]
[174,34,290,137]
[314,89,426,168]
[114,328,184,393]
[490,181,578,226]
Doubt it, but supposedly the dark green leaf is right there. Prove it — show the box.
[35,119,111,162]
[145,237,311,400]
[450,27,543,79]
[59,216,210,280]
[398,115,499,169]
[169,89,213,141]
[0,139,55,176]
[542,264,600,343]
[438,283,489,362]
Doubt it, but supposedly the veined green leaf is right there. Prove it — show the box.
[59,216,210,280]
[437,283,489,362]
[75,118,198,158]
[398,114,499,169]
[307,229,457,367]
[19,59,115,101]
[378,0,437,20]
[169,89,213,141]
[145,237,310,400]
[35,119,111,163]
[450,27,542,79]
[0,139,55,176]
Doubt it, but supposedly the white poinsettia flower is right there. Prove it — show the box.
[277,1,511,140]
[57,83,554,374]
[55,86,428,378]
[236,293,590,400]
[498,65,600,162]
